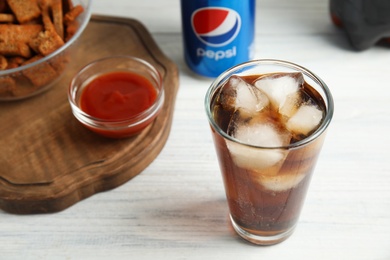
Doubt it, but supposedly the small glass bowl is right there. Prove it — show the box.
[68,56,165,138]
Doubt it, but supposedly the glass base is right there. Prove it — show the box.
[230,215,296,246]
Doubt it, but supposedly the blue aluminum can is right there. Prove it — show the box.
[180,0,256,78]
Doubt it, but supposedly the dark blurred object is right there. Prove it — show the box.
[330,0,390,50]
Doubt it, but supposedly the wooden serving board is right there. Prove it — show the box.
[0,15,179,214]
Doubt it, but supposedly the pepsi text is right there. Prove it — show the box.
[197,46,237,61]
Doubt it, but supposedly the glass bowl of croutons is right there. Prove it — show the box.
[0,0,92,101]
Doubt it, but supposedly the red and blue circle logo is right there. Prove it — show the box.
[191,7,241,47]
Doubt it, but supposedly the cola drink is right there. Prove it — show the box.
[205,60,334,245]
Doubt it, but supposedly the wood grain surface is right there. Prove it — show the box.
[0,15,179,214]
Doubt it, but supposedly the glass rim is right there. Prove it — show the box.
[205,59,334,150]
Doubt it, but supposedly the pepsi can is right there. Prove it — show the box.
[180,0,256,77]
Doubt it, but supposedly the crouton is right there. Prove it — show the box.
[22,54,58,86]
[64,19,78,41]
[0,41,31,57]
[0,13,15,23]
[64,4,83,24]
[42,8,56,33]
[6,55,25,69]
[31,29,64,56]
[0,24,43,43]
[0,76,16,95]
[7,0,41,24]
[51,0,64,39]
[0,54,7,69]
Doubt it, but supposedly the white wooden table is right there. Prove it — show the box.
[2,0,390,259]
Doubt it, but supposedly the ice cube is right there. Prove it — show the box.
[279,91,301,118]
[254,73,303,113]
[286,104,323,136]
[232,120,290,147]
[227,122,291,170]
[218,75,269,114]
[255,172,306,192]
[227,140,286,171]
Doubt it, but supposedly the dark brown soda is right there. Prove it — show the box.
[210,73,326,237]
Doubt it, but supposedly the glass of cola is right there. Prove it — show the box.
[205,59,334,245]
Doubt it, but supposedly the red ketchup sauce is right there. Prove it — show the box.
[79,71,158,137]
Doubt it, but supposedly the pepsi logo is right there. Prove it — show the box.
[191,7,241,47]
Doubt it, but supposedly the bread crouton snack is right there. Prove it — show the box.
[0,0,85,99]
